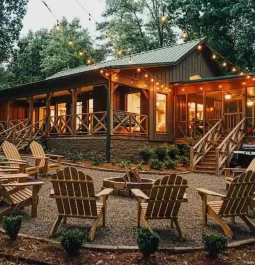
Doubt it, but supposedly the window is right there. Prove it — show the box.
[156,93,166,132]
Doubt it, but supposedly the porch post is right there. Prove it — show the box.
[6,100,10,129]
[106,76,113,162]
[45,93,52,137]
[28,96,34,139]
[71,88,78,136]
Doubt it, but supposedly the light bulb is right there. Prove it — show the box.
[225,93,232,100]
[197,45,202,50]
[160,15,166,23]
[87,59,91,64]
[247,100,254,107]
[68,40,73,46]
[144,74,148,78]
[212,54,216,59]
[222,62,227,67]
[137,68,141,72]
[182,31,188,39]
[56,23,60,31]
[79,51,83,56]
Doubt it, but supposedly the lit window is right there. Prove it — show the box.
[156,93,166,132]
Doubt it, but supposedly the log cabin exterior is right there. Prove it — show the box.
[0,38,230,164]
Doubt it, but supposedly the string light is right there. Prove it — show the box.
[100,69,104,74]
[144,74,148,78]
[212,54,216,59]
[247,75,251,79]
[56,22,60,31]
[240,71,244,76]
[68,40,73,46]
[222,62,227,67]
[79,51,83,56]
[129,56,132,64]
[181,31,188,39]
[137,68,141,72]
[151,78,154,82]
[160,14,166,23]
[87,59,91,64]
[232,67,237,72]
[117,50,122,55]
[197,45,202,50]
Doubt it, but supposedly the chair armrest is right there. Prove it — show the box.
[0,165,20,169]
[223,167,245,172]
[197,188,225,197]
[131,189,149,200]
[0,175,28,180]
[45,154,64,158]
[96,188,113,197]
[2,181,44,187]
[30,156,49,160]
[3,159,27,164]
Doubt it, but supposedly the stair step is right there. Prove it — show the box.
[194,169,215,174]
[199,162,216,166]
[196,165,216,170]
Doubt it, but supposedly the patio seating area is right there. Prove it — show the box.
[1,165,253,248]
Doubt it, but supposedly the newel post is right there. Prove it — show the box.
[190,147,194,171]
[215,147,220,176]
[71,88,78,136]
[106,75,113,162]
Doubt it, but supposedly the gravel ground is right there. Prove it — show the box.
[2,167,255,247]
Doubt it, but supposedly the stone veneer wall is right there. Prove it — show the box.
[46,137,168,162]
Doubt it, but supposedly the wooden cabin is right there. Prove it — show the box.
[0,39,224,162]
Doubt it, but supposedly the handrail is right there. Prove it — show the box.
[190,119,223,171]
[0,118,30,137]
[216,117,246,175]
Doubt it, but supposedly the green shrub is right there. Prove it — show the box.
[179,156,189,167]
[60,228,87,256]
[138,147,153,163]
[70,152,83,162]
[118,160,131,168]
[202,233,228,258]
[167,145,180,159]
[91,153,105,166]
[149,159,163,170]
[3,215,22,240]
[136,161,145,170]
[164,159,178,169]
[154,145,167,161]
[178,144,190,157]
[137,227,160,257]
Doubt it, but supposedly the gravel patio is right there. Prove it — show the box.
[3,167,255,247]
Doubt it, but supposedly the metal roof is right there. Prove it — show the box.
[48,39,205,80]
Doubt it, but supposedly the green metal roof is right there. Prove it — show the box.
[48,39,205,80]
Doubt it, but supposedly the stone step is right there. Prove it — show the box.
[196,165,216,170]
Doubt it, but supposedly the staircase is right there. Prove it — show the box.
[190,118,247,175]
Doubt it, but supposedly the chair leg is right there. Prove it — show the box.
[31,186,41,217]
[240,216,255,234]
[137,203,141,228]
[171,219,174,228]
[89,215,101,241]
[49,216,63,238]
[141,211,151,230]
[173,219,184,239]
[63,217,67,224]
[208,207,233,238]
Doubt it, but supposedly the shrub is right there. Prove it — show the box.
[149,159,163,170]
[91,153,105,166]
[3,215,22,240]
[118,160,131,168]
[137,227,160,257]
[164,159,178,169]
[70,152,83,162]
[179,156,189,167]
[138,147,153,163]
[60,228,87,256]
[202,233,228,258]
[136,161,145,170]
[178,144,190,157]
[154,145,167,161]
[167,145,180,159]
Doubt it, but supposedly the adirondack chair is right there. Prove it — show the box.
[0,177,44,218]
[49,167,113,240]
[30,141,64,176]
[197,170,255,238]
[131,174,188,239]
[2,141,40,178]
[224,158,255,189]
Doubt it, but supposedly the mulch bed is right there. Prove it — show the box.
[0,234,255,265]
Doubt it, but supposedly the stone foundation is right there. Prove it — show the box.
[46,136,169,162]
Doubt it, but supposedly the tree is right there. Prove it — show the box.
[0,0,28,63]
[171,0,255,71]
[40,17,107,77]
[97,0,176,55]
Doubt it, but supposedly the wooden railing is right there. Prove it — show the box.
[76,112,107,135]
[113,110,148,135]
[224,112,242,133]
[49,115,72,136]
[190,119,223,171]
[216,118,246,175]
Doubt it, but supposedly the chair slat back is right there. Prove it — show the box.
[30,141,45,168]
[247,159,255,171]
[219,170,255,217]
[2,141,22,168]
[51,167,97,218]
[146,174,188,218]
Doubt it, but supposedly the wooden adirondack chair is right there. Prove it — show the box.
[0,177,44,218]
[30,141,64,176]
[2,141,39,178]
[197,170,255,238]
[49,167,113,241]
[132,174,188,239]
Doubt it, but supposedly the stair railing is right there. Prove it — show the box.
[190,119,223,171]
[215,117,246,176]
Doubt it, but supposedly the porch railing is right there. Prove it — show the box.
[215,118,246,175]
[190,119,223,171]
[224,112,242,133]
[113,110,148,135]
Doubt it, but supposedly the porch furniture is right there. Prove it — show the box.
[197,170,255,238]
[2,141,40,178]
[30,141,64,176]
[0,175,44,218]
[49,167,113,241]
[224,158,255,189]
[131,174,188,239]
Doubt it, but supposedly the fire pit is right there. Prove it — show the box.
[102,168,154,197]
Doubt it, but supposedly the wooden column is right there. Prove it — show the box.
[242,86,247,120]
[106,76,113,162]
[45,93,53,137]
[71,88,78,136]
[203,91,206,134]
[28,97,34,139]
[6,100,10,129]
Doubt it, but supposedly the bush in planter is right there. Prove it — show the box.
[164,159,178,169]
[118,160,131,168]
[3,215,22,240]
[167,145,180,159]
[60,228,87,256]
[179,156,189,167]
[202,233,228,258]
[137,227,160,257]
[149,158,163,170]
[91,153,105,166]
[178,144,190,157]
[154,145,167,161]
[138,147,153,163]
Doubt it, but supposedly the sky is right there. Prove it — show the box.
[21,0,106,37]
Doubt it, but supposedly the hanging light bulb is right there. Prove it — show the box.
[247,75,251,79]
[79,51,83,56]
[247,100,254,107]
[105,32,109,39]
[197,45,202,50]
[219,84,222,88]
[151,78,154,82]
[87,59,91,64]
[222,62,227,67]
[144,74,148,78]
[56,22,60,31]
[100,69,104,74]
[117,49,122,55]
[94,65,97,69]
[181,31,188,39]
[89,14,91,21]
[225,93,232,100]
[105,72,109,77]
[160,14,166,23]
[68,40,73,46]
[232,67,237,72]
[137,68,141,72]
[129,56,132,64]
[212,54,216,59]
[240,71,244,76]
